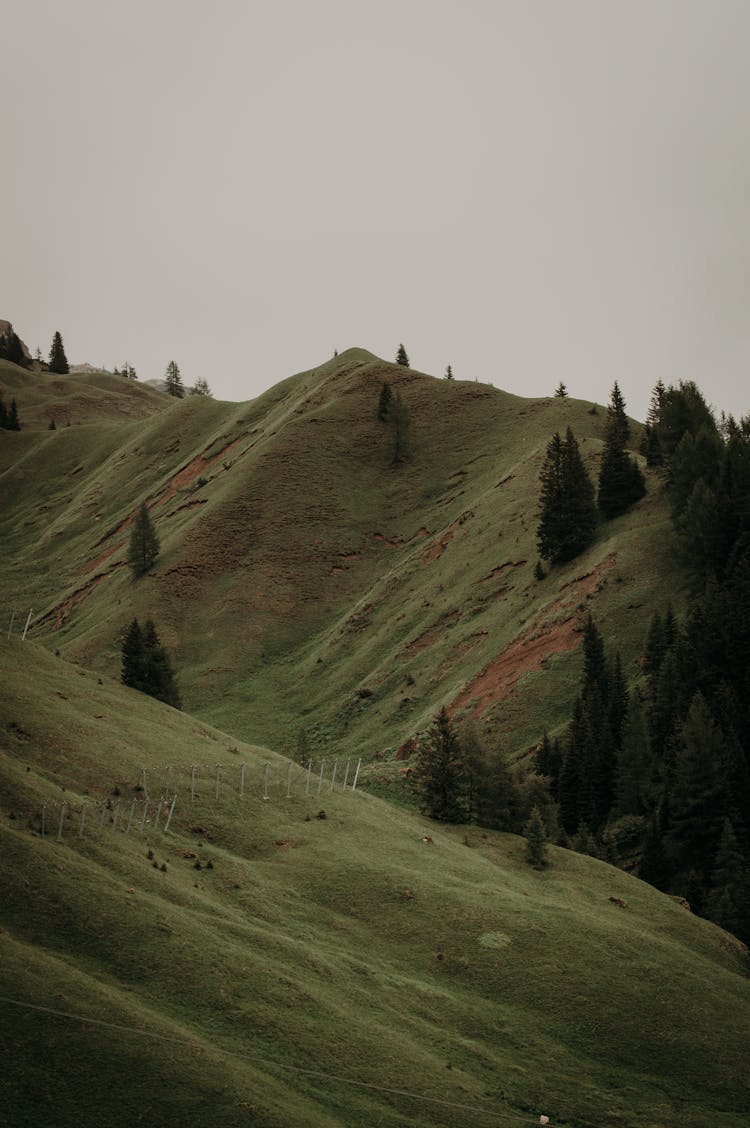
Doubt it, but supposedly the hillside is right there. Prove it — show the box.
[1,638,749,1128]
[0,349,680,766]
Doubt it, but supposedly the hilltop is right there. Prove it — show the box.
[0,349,679,766]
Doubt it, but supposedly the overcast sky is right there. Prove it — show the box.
[3,0,749,421]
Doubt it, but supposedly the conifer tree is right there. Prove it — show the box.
[554,382,567,397]
[396,343,410,367]
[524,806,549,868]
[48,331,69,374]
[597,382,646,519]
[142,619,182,708]
[537,428,597,563]
[127,503,160,578]
[705,817,745,934]
[445,364,454,380]
[164,360,185,398]
[412,708,467,822]
[121,618,147,692]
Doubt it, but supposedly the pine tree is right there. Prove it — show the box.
[445,364,454,380]
[412,708,467,822]
[667,693,725,882]
[377,382,393,421]
[48,331,69,374]
[127,503,160,578]
[396,343,410,367]
[597,382,646,519]
[164,360,185,398]
[554,382,568,397]
[121,619,147,692]
[705,817,745,934]
[524,806,549,869]
[537,428,597,563]
[142,619,181,708]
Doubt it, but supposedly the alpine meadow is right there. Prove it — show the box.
[1,344,749,1128]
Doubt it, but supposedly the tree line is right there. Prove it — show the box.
[536,380,750,940]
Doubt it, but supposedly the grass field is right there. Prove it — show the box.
[1,638,749,1128]
[3,350,745,1127]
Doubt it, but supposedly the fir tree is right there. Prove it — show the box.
[445,364,454,380]
[48,331,69,374]
[597,382,646,519]
[554,382,567,397]
[524,806,549,869]
[396,343,410,367]
[537,428,597,563]
[705,817,745,935]
[412,708,467,822]
[127,503,160,578]
[121,618,147,692]
[164,360,185,398]
[142,619,181,708]
[666,693,725,882]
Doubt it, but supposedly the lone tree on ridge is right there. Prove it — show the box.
[48,331,69,374]
[128,503,160,578]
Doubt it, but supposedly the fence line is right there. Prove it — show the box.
[19,756,364,849]
[4,608,34,641]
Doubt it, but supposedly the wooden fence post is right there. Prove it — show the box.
[125,798,136,835]
[164,794,177,833]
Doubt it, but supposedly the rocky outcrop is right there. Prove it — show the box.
[0,320,33,367]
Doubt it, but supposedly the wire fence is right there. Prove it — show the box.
[5,608,34,640]
[20,755,363,847]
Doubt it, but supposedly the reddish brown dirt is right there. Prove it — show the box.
[80,437,246,575]
[154,435,245,508]
[399,610,462,660]
[38,566,122,629]
[450,554,616,718]
[422,529,454,563]
[476,560,526,584]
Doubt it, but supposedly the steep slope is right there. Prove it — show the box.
[0,349,679,763]
[1,638,748,1128]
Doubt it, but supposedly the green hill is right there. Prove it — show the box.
[0,349,679,766]
[1,639,748,1128]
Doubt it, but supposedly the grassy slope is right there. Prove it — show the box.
[0,350,681,771]
[1,638,749,1128]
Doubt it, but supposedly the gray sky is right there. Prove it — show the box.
[3,0,749,421]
